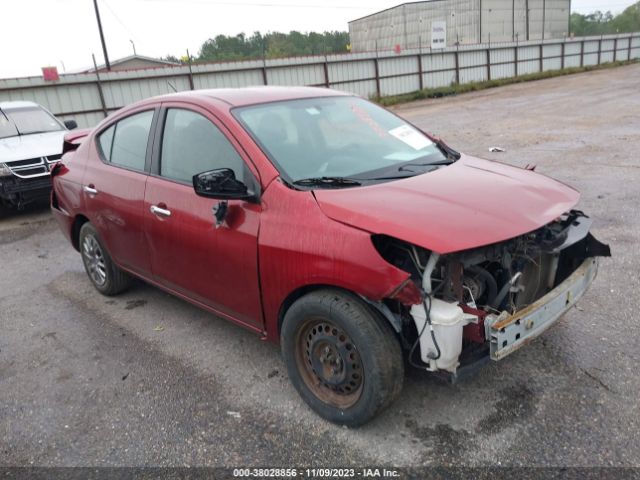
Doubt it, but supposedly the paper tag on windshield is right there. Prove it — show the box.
[388,125,432,150]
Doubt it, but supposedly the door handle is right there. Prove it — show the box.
[150,205,171,218]
[83,185,98,195]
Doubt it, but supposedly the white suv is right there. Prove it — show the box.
[0,101,77,208]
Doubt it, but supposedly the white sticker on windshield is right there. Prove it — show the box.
[305,107,320,115]
[388,125,432,150]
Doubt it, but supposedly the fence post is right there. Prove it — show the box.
[561,41,565,69]
[539,43,543,72]
[614,37,618,62]
[186,49,195,90]
[374,41,381,98]
[486,47,491,81]
[262,40,268,85]
[91,53,108,118]
[323,53,330,88]
[514,41,519,77]
[418,35,424,90]
[597,36,602,65]
[580,40,584,67]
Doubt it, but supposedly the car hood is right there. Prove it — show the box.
[0,131,66,162]
[313,155,580,254]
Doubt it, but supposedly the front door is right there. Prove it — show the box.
[143,104,263,331]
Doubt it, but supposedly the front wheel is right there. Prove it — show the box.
[281,289,404,426]
[79,222,132,296]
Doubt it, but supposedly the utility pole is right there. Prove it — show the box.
[130,39,137,56]
[93,0,111,71]
[525,0,530,41]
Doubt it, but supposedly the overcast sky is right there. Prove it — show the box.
[1,0,636,79]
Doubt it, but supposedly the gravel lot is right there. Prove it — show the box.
[1,64,639,468]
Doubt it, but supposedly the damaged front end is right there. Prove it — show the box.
[373,210,611,377]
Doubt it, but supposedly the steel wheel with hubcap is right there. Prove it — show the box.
[281,289,404,426]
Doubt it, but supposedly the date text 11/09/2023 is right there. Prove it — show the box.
[232,468,400,478]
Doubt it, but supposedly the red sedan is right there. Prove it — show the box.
[51,87,610,426]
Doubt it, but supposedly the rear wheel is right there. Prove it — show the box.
[79,222,131,296]
[281,289,403,426]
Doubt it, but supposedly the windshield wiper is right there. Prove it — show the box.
[398,160,453,172]
[293,176,362,188]
[434,138,461,160]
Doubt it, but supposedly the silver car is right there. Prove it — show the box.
[0,101,77,208]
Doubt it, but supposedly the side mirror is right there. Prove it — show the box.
[193,168,255,201]
[64,119,78,130]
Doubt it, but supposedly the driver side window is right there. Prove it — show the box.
[160,109,244,184]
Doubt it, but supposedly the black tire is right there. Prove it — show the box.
[79,222,132,296]
[281,289,404,426]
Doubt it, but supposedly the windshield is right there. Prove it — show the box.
[0,111,19,139]
[0,107,63,137]
[234,96,448,185]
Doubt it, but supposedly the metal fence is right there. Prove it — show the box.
[1,33,638,128]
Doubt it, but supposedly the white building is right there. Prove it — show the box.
[348,0,571,52]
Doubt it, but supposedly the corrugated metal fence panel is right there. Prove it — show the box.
[460,66,488,83]
[378,56,418,77]
[334,80,378,98]
[380,75,420,96]
[2,33,638,128]
[458,50,486,68]
[194,69,264,89]
[583,40,599,53]
[0,82,101,115]
[616,38,631,61]
[267,64,325,86]
[329,60,375,84]
[631,37,640,59]
[563,41,582,67]
[422,52,456,72]
[518,45,540,61]
[423,70,456,89]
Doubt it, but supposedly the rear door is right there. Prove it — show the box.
[143,103,263,331]
[83,108,157,276]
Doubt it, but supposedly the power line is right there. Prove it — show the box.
[102,0,139,41]
[130,0,381,9]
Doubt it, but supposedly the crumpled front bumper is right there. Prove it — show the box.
[487,257,599,361]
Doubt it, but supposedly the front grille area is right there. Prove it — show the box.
[5,154,60,178]
[6,157,43,168]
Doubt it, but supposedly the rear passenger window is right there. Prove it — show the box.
[97,110,154,171]
[160,109,245,184]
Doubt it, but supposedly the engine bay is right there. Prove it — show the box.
[373,210,611,375]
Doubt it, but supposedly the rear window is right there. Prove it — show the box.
[97,110,154,172]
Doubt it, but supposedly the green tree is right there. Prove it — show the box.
[194,30,350,62]
[571,2,640,35]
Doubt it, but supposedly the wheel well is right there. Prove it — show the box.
[71,215,90,251]
[277,284,399,338]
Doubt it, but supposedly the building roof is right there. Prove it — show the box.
[348,0,442,24]
[82,54,180,73]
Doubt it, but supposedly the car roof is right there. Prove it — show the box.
[0,100,41,111]
[153,86,351,108]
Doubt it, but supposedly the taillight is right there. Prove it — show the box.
[50,162,66,178]
[388,279,424,305]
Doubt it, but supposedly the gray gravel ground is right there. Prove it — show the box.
[1,64,639,468]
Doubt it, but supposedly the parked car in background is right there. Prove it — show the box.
[50,87,610,426]
[0,101,77,208]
